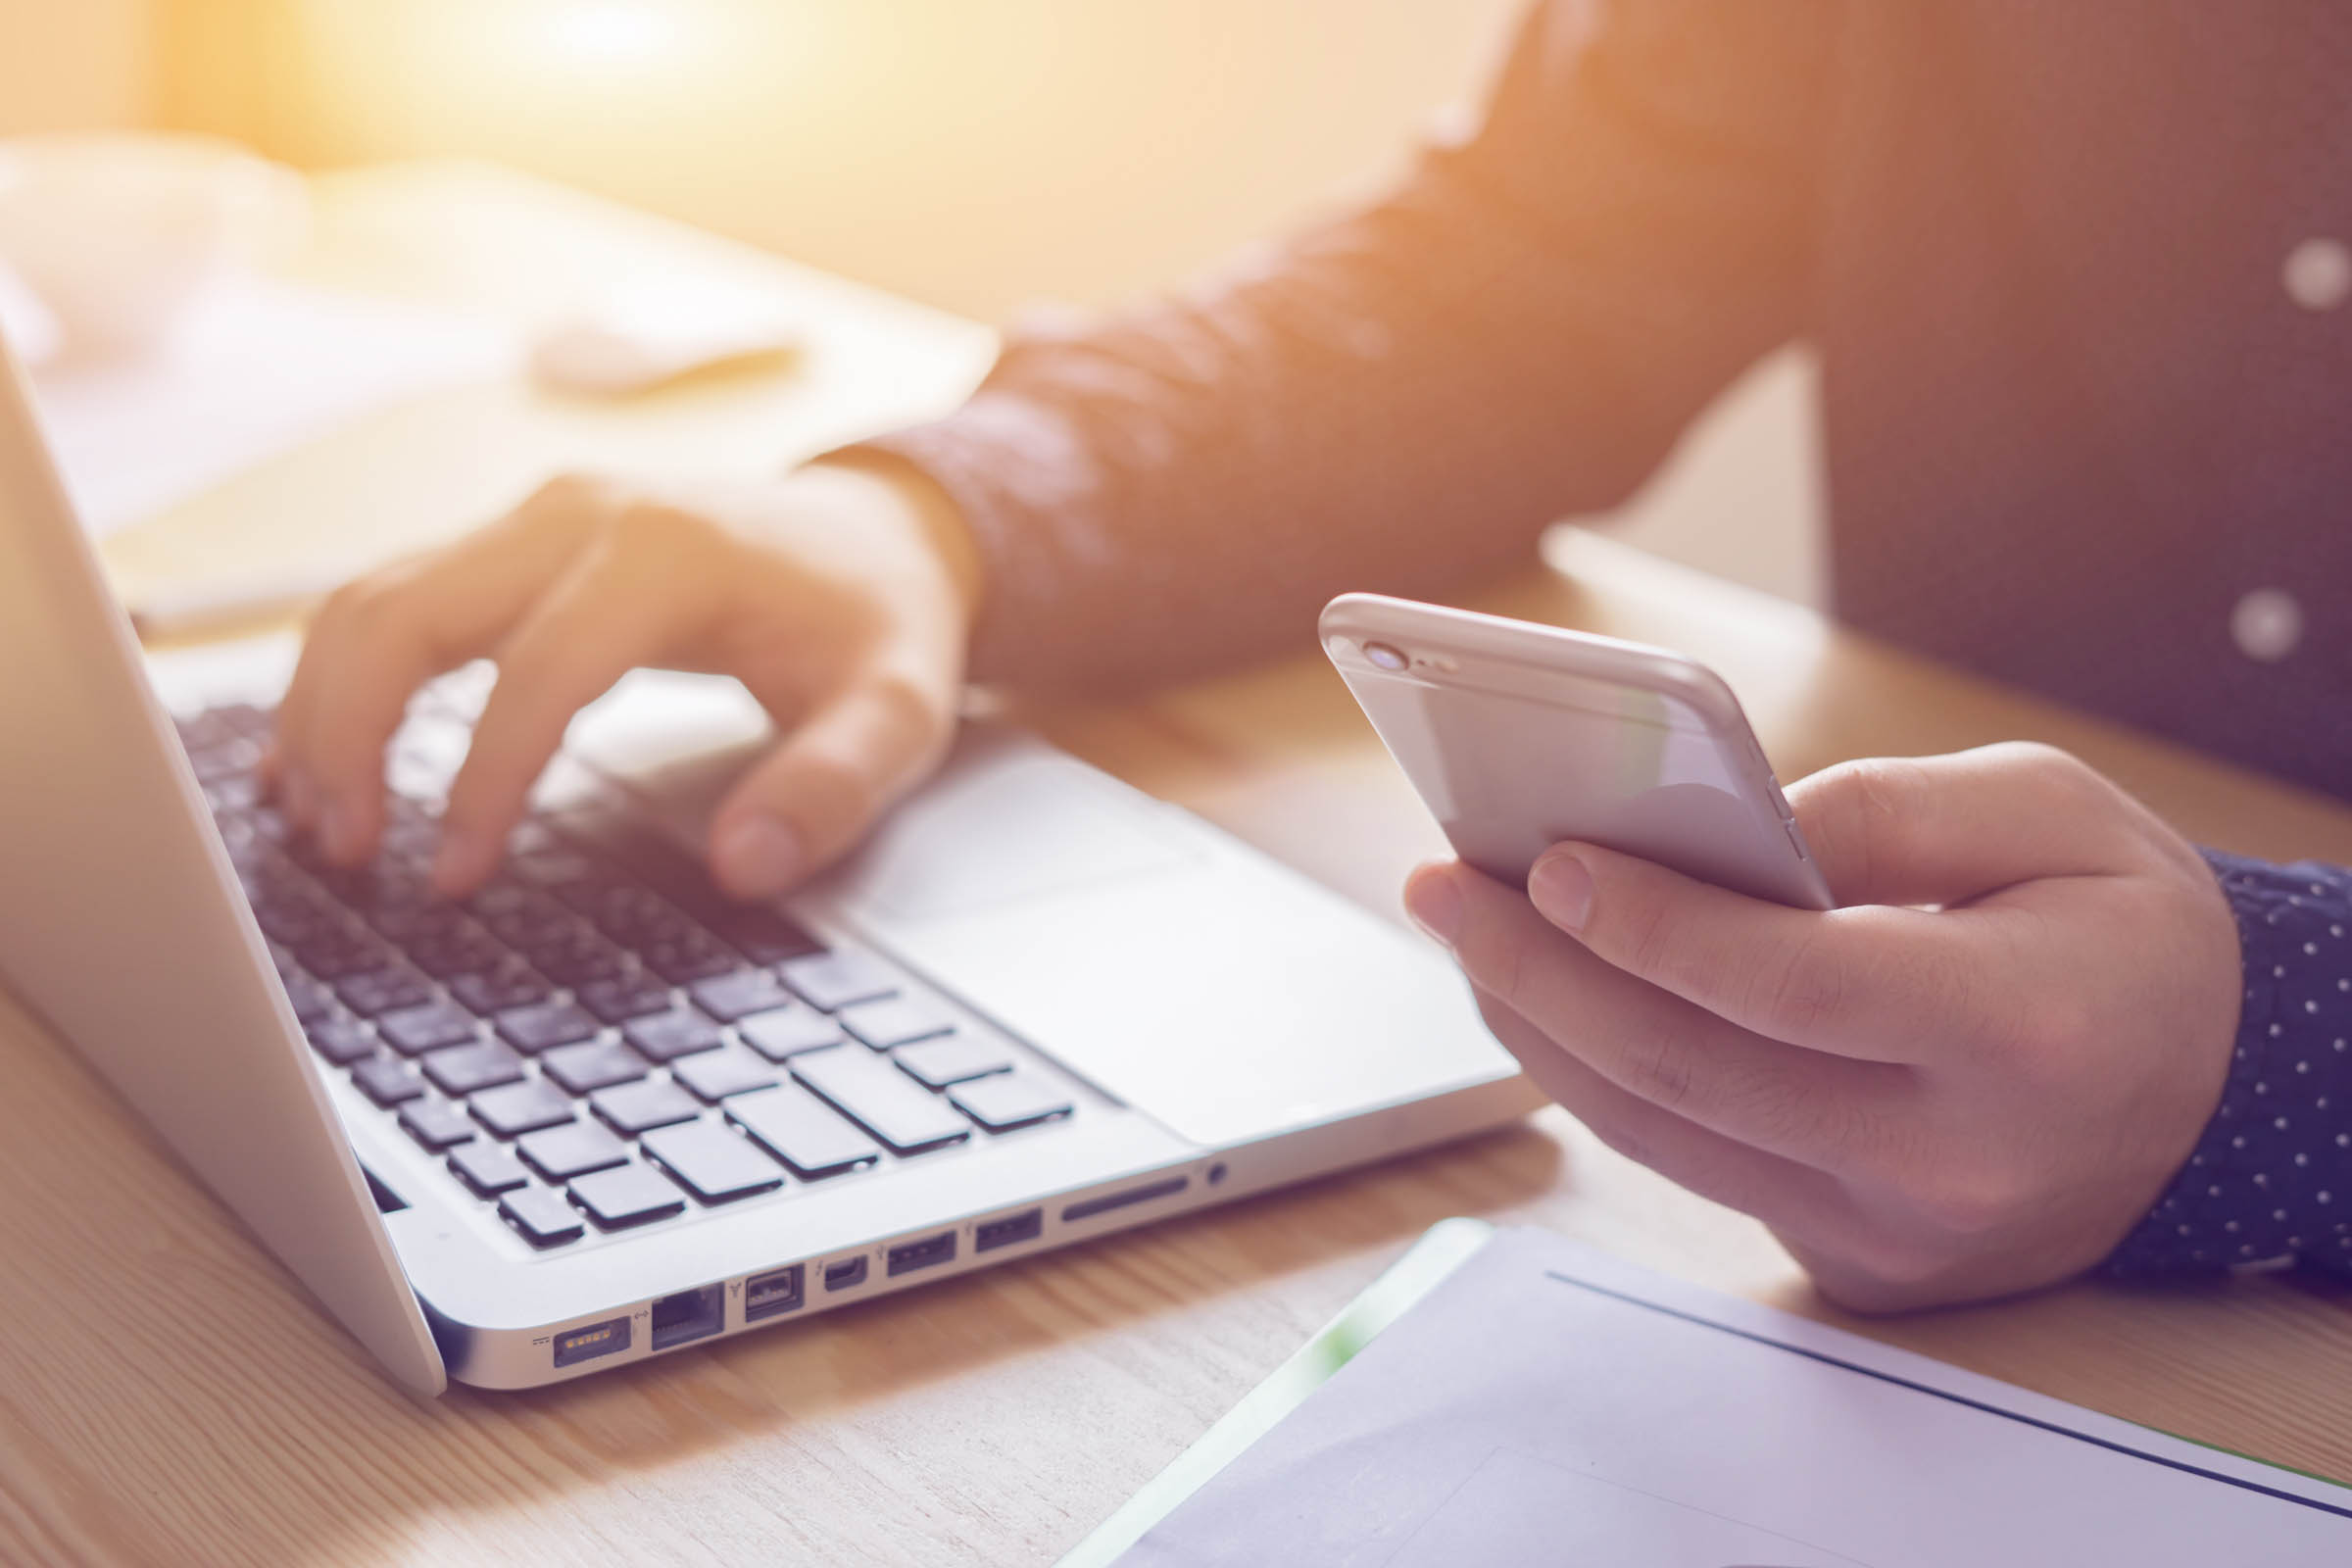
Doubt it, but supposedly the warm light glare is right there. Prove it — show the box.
[542,1,687,68]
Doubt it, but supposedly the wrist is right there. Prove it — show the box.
[2105,851,2352,1278]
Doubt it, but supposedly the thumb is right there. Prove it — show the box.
[707,673,951,898]
[1788,741,2141,907]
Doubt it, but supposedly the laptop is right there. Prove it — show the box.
[0,337,1537,1395]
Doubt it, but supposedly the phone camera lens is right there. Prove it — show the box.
[1364,641,1408,671]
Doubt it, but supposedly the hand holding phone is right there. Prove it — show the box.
[1331,594,2246,1314]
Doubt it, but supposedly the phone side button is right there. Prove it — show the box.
[1785,819,1810,861]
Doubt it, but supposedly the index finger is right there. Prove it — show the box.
[1530,841,1990,1062]
[272,483,592,861]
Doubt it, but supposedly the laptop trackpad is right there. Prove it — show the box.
[826,732,1204,921]
[827,730,1511,1149]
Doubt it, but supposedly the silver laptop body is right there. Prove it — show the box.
[0,340,1535,1395]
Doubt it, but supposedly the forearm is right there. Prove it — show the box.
[2105,851,2352,1280]
[844,0,1833,694]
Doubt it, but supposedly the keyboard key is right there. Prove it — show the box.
[469,1077,576,1138]
[575,970,675,1024]
[257,896,329,945]
[620,1006,723,1063]
[351,1055,424,1106]
[305,1015,377,1066]
[780,951,899,1012]
[404,924,509,980]
[297,930,390,980]
[518,1121,630,1182]
[397,1096,477,1152]
[176,710,232,752]
[711,906,824,965]
[421,1040,527,1097]
[569,1161,687,1230]
[894,1035,1015,1090]
[333,964,434,1017]
[590,1077,704,1136]
[499,1184,585,1248]
[727,1084,883,1177]
[494,999,601,1054]
[951,1072,1076,1133]
[375,999,480,1055]
[551,809,709,905]
[670,1044,780,1103]
[540,1037,650,1095]
[640,930,739,984]
[215,701,272,737]
[580,883,684,943]
[280,974,335,1024]
[685,966,794,1022]
[735,1004,843,1060]
[838,995,956,1051]
[642,1119,785,1203]
[448,1140,530,1197]
[525,930,628,986]
[471,884,567,944]
[791,1047,968,1155]
[447,958,550,1015]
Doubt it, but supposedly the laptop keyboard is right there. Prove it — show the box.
[174,690,1078,1252]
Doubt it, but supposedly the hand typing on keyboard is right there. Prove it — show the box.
[180,700,1079,1250]
[263,460,981,900]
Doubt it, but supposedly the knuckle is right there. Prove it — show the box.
[1620,1035,1696,1112]
[524,471,610,518]
[318,573,403,633]
[1804,756,1931,885]
[606,497,717,563]
[860,669,951,754]
[1905,1164,2026,1241]
[1988,741,2110,814]
[1741,930,1848,1040]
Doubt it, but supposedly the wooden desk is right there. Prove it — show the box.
[5,163,2348,1565]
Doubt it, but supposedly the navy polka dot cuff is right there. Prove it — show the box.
[2104,850,2352,1279]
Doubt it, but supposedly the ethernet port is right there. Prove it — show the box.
[649,1284,724,1350]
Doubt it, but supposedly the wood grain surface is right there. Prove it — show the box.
[2,164,2346,1567]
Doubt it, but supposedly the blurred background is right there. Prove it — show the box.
[1,0,1821,603]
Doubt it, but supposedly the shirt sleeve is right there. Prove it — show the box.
[842,0,1836,693]
[2103,851,2352,1282]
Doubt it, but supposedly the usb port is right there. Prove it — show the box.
[974,1207,1043,1253]
[886,1229,957,1277]
[553,1315,631,1367]
[744,1265,806,1323]
[649,1285,724,1350]
[823,1255,868,1293]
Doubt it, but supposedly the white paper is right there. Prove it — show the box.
[1122,1227,2352,1567]
[25,276,517,536]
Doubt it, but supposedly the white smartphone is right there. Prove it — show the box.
[1320,593,1836,910]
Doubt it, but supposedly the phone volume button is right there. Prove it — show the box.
[1784,818,1810,861]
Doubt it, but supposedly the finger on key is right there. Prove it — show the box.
[432,548,687,894]
[273,482,596,864]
